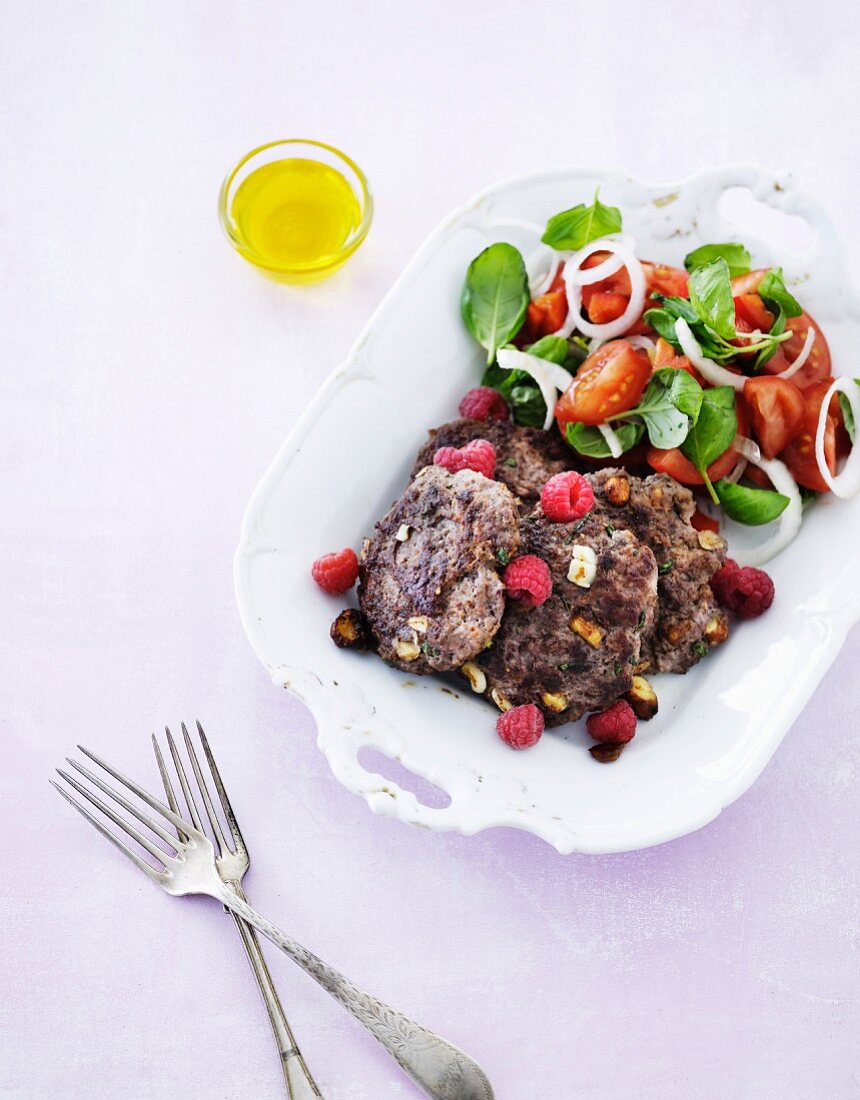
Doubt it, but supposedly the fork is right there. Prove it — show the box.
[52,733,495,1100]
[151,724,322,1099]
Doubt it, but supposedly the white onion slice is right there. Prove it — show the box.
[674,318,746,391]
[559,239,646,341]
[598,423,624,459]
[734,455,803,566]
[814,376,860,498]
[587,336,605,354]
[526,244,562,297]
[733,436,761,463]
[774,327,815,380]
[495,347,574,431]
[724,457,748,484]
[564,239,627,287]
[627,335,656,353]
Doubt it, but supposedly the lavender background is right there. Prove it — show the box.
[2,2,859,1096]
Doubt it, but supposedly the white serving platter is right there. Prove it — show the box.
[234,165,860,854]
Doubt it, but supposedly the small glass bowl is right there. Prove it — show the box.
[218,139,373,283]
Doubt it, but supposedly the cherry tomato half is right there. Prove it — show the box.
[743,375,805,459]
[780,379,838,491]
[555,340,651,428]
[763,311,832,391]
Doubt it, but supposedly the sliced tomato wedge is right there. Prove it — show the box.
[763,310,832,391]
[780,379,838,491]
[641,261,689,299]
[691,510,720,533]
[652,336,705,385]
[734,293,773,332]
[520,289,568,343]
[743,375,805,459]
[555,340,651,428]
[730,268,769,295]
[647,401,748,486]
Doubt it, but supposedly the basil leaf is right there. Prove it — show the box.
[541,190,622,251]
[644,300,730,362]
[619,368,703,449]
[687,258,736,340]
[684,243,751,278]
[680,386,737,502]
[461,243,530,364]
[838,381,860,442]
[714,481,789,526]
[526,334,569,365]
[758,267,802,319]
[565,421,644,458]
[481,362,546,428]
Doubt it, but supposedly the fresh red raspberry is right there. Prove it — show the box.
[586,699,637,744]
[311,548,359,594]
[710,563,774,619]
[503,555,552,608]
[433,439,497,479]
[541,471,595,523]
[497,704,544,749]
[458,387,510,422]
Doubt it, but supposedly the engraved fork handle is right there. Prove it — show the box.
[227,882,323,1099]
[218,887,494,1100]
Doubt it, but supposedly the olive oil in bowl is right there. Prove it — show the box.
[219,140,372,282]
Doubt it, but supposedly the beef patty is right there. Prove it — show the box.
[411,418,578,509]
[587,469,729,673]
[358,465,520,674]
[476,510,658,727]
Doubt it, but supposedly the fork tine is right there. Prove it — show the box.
[164,727,204,834]
[182,722,229,856]
[51,781,166,883]
[56,769,171,864]
[195,720,246,855]
[152,734,188,843]
[76,745,195,837]
[67,758,180,850]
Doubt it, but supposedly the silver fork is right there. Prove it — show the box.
[151,723,322,1099]
[52,734,495,1100]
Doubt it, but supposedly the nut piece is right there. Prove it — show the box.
[624,675,658,721]
[490,687,512,712]
[460,661,487,695]
[704,615,729,645]
[407,615,429,634]
[541,691,568,713]
[569,614,605,648]
[329,609,371,650]
[589,742,626,764]
[665,619,694,645]
[395,523,411,542]
[697,529,724,551]
[604,474,631,506]
[394,639,421,661]
[567,544,598,588]
[650,485,664,504]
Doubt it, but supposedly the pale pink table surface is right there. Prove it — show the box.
[2,2,859,1097]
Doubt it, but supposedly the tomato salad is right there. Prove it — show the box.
[462,192,860,564]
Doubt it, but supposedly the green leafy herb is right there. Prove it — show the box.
[610,367,703,449]
[687,258,737,340]
[613,661,622,676]
[837,381,860,442]
[495,547,510,566]
[757,267,802,319]
[421,641,441,658]
[636,610,647,632]
[526,334,569,364]
[658,559,674,576]
[693,640,708,658]
[713,480,790,526]
[604,523,615,536]
[565,420,644,459]
[680,386,738,504]
[684,242,751,278]
[481,362,545,428]
[754,305,787,370]
[541,189,622,251]
[558,659,585,672]
[502,456,518,468]
[461,243,530,364]
[564,512,593,542]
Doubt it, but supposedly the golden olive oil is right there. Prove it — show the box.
[230,158,361,278]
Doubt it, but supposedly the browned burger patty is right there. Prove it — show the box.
[411,418,579,509]
[476,510,658,727]
[587,469,729,673]
[358,465,520,674]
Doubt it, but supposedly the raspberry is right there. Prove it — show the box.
[311,548,359,594]
[433,439,497,479]
[497,704,544,749]
[503,555,553,608]
[710,563,774,619]
[458,387,510,422]
[541,471,595,523]
[586,699,637,744]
